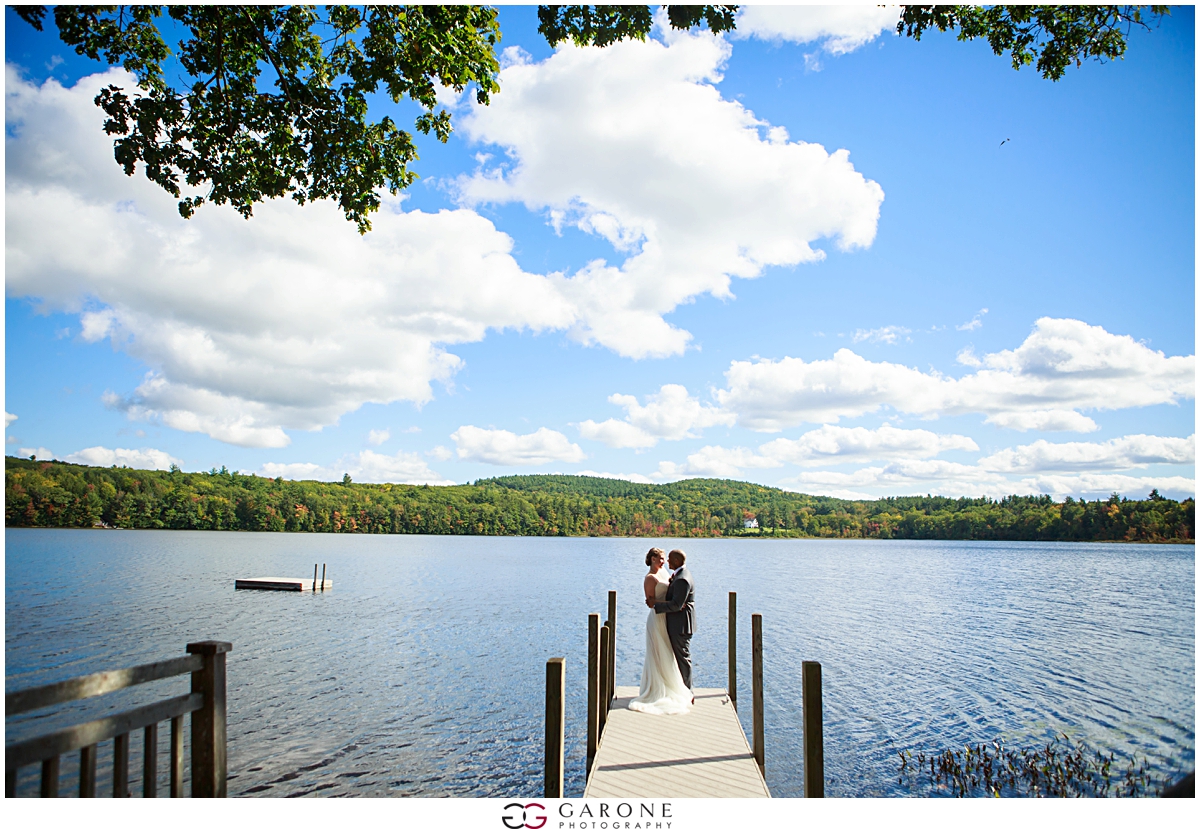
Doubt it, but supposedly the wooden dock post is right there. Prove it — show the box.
[40,755,59,797]
[803,660,824,798]
[79,744,96,797]
[544,657,565,798]
[587,613,600,776]
[113,731,129,796]
[599,624,611,734]
[143,723,157,798]
[321,563,327,591]
[607,590,617,706]
[187,640,232,797]
[312,564,318,592]
[728,592,737,711]
[170,715,184,797]
[751,613,764,775]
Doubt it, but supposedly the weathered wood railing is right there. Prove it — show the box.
[582,591,619,781]
[5,640,231,798]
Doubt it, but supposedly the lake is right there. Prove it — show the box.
[4,529,1194,797]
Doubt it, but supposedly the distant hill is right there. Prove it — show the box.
[5,459,1194,543]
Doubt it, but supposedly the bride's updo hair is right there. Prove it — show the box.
[646,547,665,566]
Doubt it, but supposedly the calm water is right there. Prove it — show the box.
[4,529,1195,797]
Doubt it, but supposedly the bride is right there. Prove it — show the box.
[628,548,693,715]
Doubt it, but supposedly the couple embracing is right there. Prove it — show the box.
[629,548,695,716]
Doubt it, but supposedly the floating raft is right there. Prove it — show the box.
[234,577,332,592]
[583,686,770,798]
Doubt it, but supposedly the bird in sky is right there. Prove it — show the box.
[1000,138,1010,147]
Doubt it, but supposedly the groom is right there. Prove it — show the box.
[647,549,695,696]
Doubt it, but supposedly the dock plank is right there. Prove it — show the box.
[234,577,332,591]
[583,686,769,798]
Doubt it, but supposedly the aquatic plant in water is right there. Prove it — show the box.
[897,733,1169,797]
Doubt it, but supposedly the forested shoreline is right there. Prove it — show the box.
[4,458,1193,543]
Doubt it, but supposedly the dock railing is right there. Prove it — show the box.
[545,589,824,797]
[582,591,620,781]
[5,640,232,798]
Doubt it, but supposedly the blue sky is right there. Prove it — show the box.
[4,6,1195,500]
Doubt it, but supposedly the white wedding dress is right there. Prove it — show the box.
[628,572,693,715]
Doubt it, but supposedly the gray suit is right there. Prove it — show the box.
[654,565,695,689]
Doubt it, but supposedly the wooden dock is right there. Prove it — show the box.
[234,577,332,592]
[543,597,819,799]
[582,686,770,798]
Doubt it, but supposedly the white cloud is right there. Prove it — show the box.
[652,423,978,479]
[783,459,1014,499]
[783,461,1196,501]
[427,445,453,461]
[61,445,181,470]
[4,412,17,428]
[452,426,586,466]
[5,67,577,448]
[852,325,911,345]
[981,434,1194,473]
[650,462,680,480]
[734,6,901,54]
[956,346,982,367]
[18,447,56,460]
[984,410,1098,433]
[578,384,735,448]
[783,485,876,501]
[457,29,884,359]
[612,384,731,438]
[718,318,1194,431]
[775,439,1195,501]
[259,449,453,485]
[499,45,533,70]
[577,419,658,450]
[957,308,988,331]
[6,61,885,447]
[719,348,947,429]
[1015,473,1194,501]
[759,423,978,466]
[656,445,784,479]
[968,318,1191,404]
[367,429,390,446]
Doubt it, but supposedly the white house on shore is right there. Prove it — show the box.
[744,518,758,529]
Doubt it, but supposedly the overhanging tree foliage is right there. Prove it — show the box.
[898,5,1169,81]
[13,5,1168,232]
[536,4,737,47]
[16,4,503,232]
